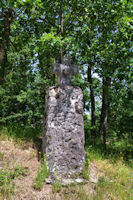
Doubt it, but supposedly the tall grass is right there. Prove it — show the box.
[0,124,41,141]
[34,156,50,190]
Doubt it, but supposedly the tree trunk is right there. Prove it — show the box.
[87,66,96,136]
[60,3,64,63]
[53,74,55,85]
[99,76,111,149]
[0,8,13,83]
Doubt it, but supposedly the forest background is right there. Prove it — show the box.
[0,0,133,160]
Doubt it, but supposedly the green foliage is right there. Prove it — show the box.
[0,70,50,128]
[34,156,50,190]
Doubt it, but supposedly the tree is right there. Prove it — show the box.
[0,0,132,152]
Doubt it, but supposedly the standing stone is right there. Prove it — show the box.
[42,57,85,178]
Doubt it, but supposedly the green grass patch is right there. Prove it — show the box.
[0,152,4,160]
[82,152,90,180]
[91,157,133,200]
[52,177,62,193]
[94,176,133,200]
[0,165,27,200]
[34,156,50,190]
[61,185,89,200]
[0,170,15,200]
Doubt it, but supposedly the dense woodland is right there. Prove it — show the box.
[0,0,133,158]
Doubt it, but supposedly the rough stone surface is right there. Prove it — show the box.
[45,176,86,186]
[42,85,85,177]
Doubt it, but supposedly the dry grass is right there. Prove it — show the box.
[0,136,54,200]
[0,130,132,200]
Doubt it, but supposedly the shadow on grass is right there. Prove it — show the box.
[85,135,133,167]
[0,123,43,161]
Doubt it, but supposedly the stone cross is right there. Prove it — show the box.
[52,57,78,86]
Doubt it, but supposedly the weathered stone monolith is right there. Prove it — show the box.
[42,57,85,181]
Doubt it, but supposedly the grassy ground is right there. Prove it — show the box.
[0,125,132,200]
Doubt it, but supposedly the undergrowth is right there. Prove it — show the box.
[0,124,41,143]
